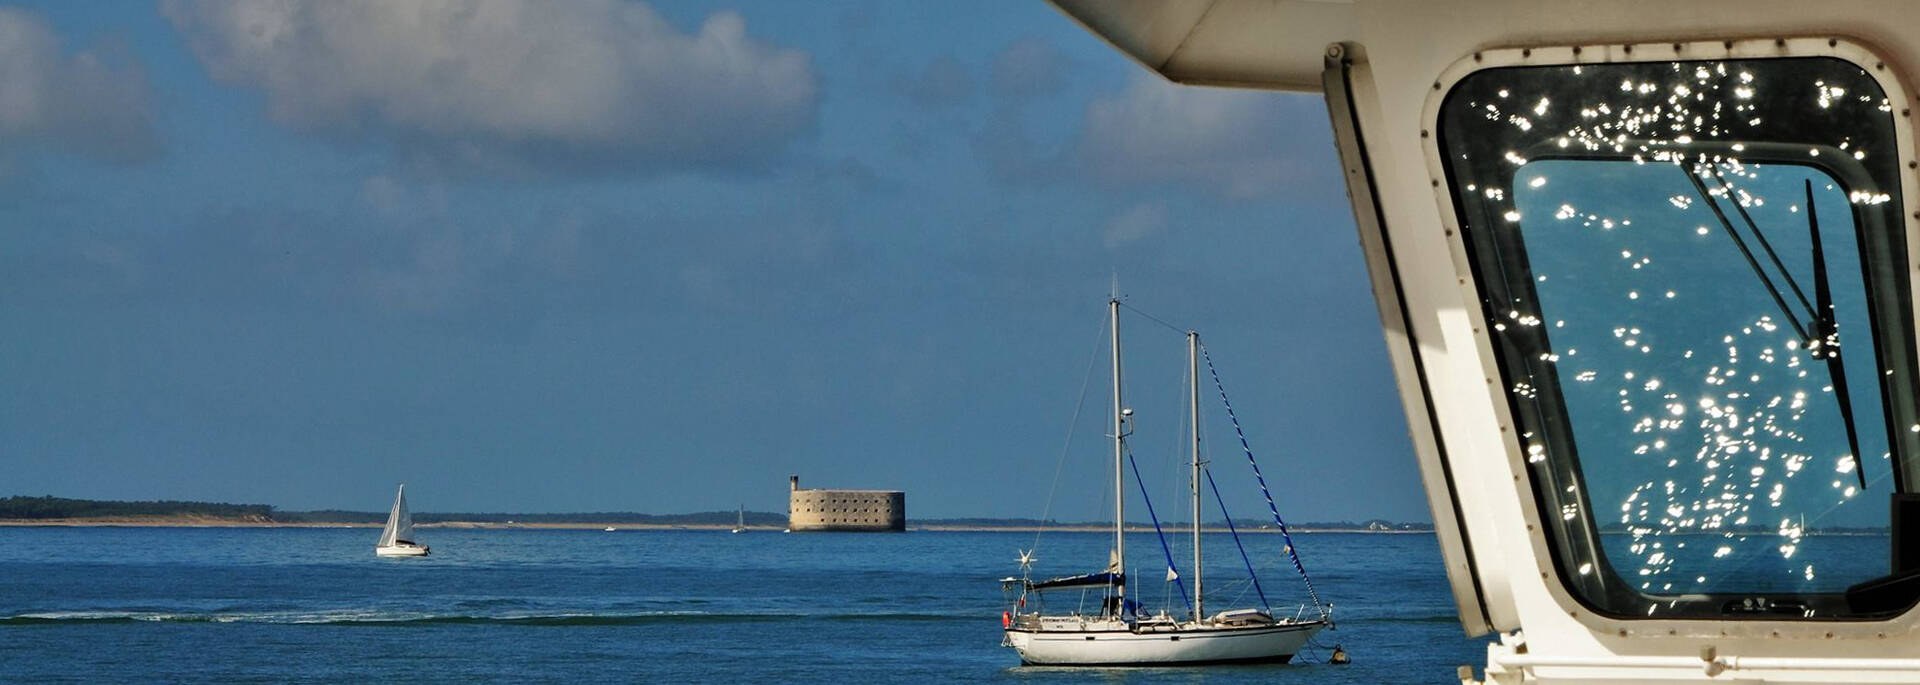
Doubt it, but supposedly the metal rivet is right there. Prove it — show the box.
[1877,62,1887,71]
[1829,39,1839,48]
[1723,40,1734,49]
[1473,52,1483,62]
[1522,48,1532,58]
[1672,43,1683,52]
[1445,229,1454,237]
[1421,130,1431,138]
[1572,46,1582,56]
[1622,45,1633,54]
[1432,81,1441,91]
[1431,179,1441,187]
[1619,629,1629,637]
[1776,38,1787,48]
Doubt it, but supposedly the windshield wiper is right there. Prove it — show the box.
[1802,178,1868,492]
[1682,167,1868,490]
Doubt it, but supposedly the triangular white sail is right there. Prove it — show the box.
[378,485,414,547]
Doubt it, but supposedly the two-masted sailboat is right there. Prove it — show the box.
[374,484,429,557]
[1001,297,1329,665]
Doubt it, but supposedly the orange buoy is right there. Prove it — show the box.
[1002,611,1012,628]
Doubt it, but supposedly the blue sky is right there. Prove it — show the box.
[0,0,1425,522]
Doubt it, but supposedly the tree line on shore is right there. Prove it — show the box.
[0,496,274,520]
[0,495,1439,530]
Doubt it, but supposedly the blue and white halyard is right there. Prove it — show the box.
[1000,297,1330,666]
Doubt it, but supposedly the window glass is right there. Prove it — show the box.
[1438,56,1919,619]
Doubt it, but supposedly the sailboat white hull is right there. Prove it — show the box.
[1005,620,1325,666]
[375,543,429,557]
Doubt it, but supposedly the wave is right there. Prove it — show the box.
[0,609,976,627]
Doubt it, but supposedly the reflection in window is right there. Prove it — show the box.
[1438,56,1919,619]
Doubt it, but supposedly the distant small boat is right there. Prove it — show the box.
[375,484,429,557]
[731,505,746,534]
[603,526,617,532]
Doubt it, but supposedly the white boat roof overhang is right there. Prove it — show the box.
[1053,0,1920,678]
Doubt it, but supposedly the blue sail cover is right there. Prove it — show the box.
[1027,572,1124,591]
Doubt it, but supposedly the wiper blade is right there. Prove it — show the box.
[1803,179,1869,491]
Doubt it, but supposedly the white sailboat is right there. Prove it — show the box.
[731,505,746,534]
[374,484,429,557]
[1001,297,1328,666]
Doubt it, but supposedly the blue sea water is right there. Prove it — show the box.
[0,527,1488,683]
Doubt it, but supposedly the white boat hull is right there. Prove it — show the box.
[1005,620,1325,666]
[375,544,429,557]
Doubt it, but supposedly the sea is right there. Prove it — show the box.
[0,527,1488,683]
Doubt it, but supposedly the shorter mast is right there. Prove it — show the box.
[1188,331,1203,623]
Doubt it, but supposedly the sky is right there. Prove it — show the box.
[0,0,1427,522]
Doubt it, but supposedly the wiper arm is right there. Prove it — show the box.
[1682,168,1812,342]
[1709,169,1817,318]
[1802,179,1869,491]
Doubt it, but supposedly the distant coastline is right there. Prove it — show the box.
[0,495,1436,533]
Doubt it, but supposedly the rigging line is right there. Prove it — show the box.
[1709,168,1815,319]
[1126,446,1193,615]
[1682,165,1812,342]
[1201,344,1328,616]
[1031,312,1113,554]
[1205,468,1271,615]
[1117,301,1189,336]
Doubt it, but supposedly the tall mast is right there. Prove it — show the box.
[1109,295,1127,609]
[1189,331,1203,623]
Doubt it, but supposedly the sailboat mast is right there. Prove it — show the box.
[1188,331,1203,622]
[1110,296,1126,608]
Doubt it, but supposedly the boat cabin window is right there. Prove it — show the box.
[1436,55,1920,619]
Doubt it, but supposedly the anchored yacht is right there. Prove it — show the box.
[1001,297,1329,665]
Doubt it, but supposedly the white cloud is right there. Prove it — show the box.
[1104,202,1166,248]
[1077,75,1331,199]
[0,7,159,164]
[162,0,819,174]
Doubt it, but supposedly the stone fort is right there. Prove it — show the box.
[787,475,905,532]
